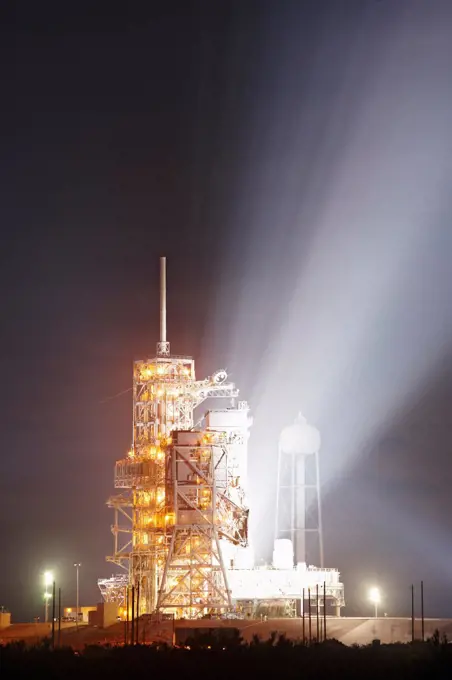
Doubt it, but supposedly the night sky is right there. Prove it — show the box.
[3,0,452,622]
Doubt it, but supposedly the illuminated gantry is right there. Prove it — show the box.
[157,429,248,613]
[105,258,250,617]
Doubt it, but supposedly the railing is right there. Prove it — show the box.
[114,460,163,489]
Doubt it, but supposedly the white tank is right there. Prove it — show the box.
[279,413,320,456]
[235,546,255,570]
[272,539,294,570]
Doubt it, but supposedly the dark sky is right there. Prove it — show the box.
[2,0,452,621]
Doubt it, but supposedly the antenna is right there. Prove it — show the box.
[160,256,167,344]
[157,257,170,357]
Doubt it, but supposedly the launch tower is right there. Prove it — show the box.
[105,258,250,617]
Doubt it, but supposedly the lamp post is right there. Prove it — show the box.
[369,587,381,618]
[74,563,81,629]
[44,571,53,623]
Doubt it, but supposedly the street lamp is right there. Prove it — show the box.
[74,563,81,628]
[44,571,53,623]
[369,587,381,618]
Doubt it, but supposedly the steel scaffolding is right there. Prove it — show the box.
[104,258,249,617]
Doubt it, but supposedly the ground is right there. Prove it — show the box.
[1,617,451,649]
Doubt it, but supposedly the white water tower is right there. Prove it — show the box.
[274,413,324,567]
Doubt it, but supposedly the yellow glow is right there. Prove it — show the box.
[67,608,72,613]
[157,451,164,461]
[157,389,164,397]
[183,367,190,376]
[128,449,134,459]
[157,365,164,374]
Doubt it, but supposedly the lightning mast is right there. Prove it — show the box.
[105,258,249,617]
[157,256,170,357]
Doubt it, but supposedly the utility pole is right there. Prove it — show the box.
[302,588,305,644]
[411,584,415,643]
[421,581,424,642]
[44,571,53,624]
[44,587,49,623]
[74,564,81,630]
[124,585,128,644]
[126,587,130,645]
[131,586,135,645]
[51,581,56,649]
[136,583,140,644]
[323,581,327,641]
[58,588,61,648]
[316,583,319,642]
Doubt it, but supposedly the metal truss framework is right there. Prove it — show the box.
[156,433,248,614]
[97,573,129,605]
[157,525,231,612]
[105,352,247,617]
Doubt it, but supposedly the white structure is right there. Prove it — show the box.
[275,414,324,567]
[227,562,343,604]
[98,574,129,603]
[273,539,295,570]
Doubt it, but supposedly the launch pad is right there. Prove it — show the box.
[99,258,344,618]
